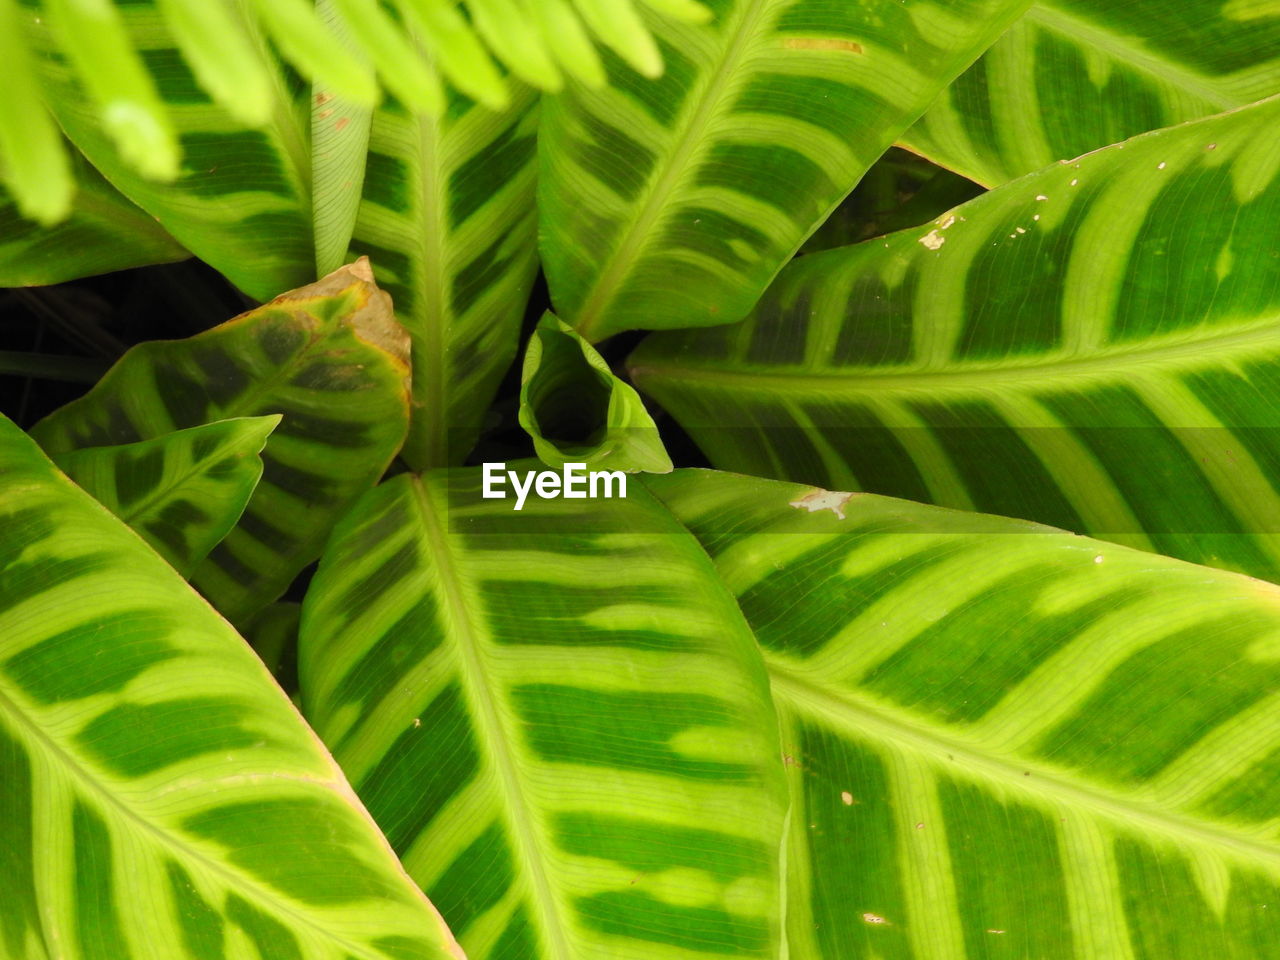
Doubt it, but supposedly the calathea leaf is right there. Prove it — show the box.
[0,150,187,287]
[519,312,672,474]
[31,260,410,624]
[298,470,789,960]
[25,0,316,300]
[347,82,540,468]
[52,416,279,577]
[538,0,1032,341]
[301,464,1280,956]
[0,413,461,960]
[632,95,1280,582]
[904,0,1280,186]
[645,469,1280,958]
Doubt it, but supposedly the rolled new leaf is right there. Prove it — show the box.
[0,413,461,960]
[52,416,280,577]
[519,312,672,473]
[633,95,1280,582]
[32,259,410,624]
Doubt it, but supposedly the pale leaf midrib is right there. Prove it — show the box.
[0,683,389,960]
[634,316,1280,396]
[767,660,1280,871]
[410,475,575,960]
[1028,2,1238,109]
[573,0,773,340]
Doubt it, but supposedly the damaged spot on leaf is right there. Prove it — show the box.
[790,489,859,520]
[783,38,864,53]
[919,229,945,251]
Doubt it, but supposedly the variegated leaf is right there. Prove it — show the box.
[904,0,1280,186]
[633,96,1280,582]
[648,469,1280,959]
[53,416,279,577]
[0,413,461,960]
[31,260,410,623]
[348,84,540,468]
[299,469,789,960]
[539,0,1031,341]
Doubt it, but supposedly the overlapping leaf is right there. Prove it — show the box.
[53,416,279,577]
[632,96,1280,581]
[23,0,315,300]
[0,414,461,960]
[0,152,187,286]
[347,86,540,468]
[32,260,410,623]
[648,469,1280,958]
[299,470,788,960]
[539,0,1031,340]
[519,313,672,473]
[904,0,1280,186]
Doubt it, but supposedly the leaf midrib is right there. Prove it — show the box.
[766,659,1280,870]
[633,316,1280,396]
[571,0,772,341]
[411,475,575,960]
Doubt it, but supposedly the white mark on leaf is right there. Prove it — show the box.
[790,489,858,520]
[863,913,889,925]
[841,791,854,805]
[919,229,945,250]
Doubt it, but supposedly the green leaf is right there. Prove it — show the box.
[904,0,1280,186]
[347,87,540,468]
[41,0,181,182]
[31,260,411,624]
[0,0,72,225]
[52,416,280,577]
[0,414,461,960]
[519,312,672,473]
[312,0,374,278]
[648,468,1280,958]
[538,0,1031,341]
[298,470,789,959]
[242,601,302,690]
[26,0,315,300]
[0,152,187,287]
[632,96,1280,582]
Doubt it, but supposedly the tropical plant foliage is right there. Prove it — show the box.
[4,1,1280,958]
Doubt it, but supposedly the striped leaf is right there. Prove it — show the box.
[26,0,315,300]
[903,0,1280,186]
[347,86,540,468]
[0,414,461,960]
[31,260,410,624]
[632,96,1280,582]
[0,150,187,286]
[298,470,789,959]
[538,0,1031,341]
[519,313,672,473]
[52,416,280,577]
[648,469,1280,959]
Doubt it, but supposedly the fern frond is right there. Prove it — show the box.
[2,0,706,228]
